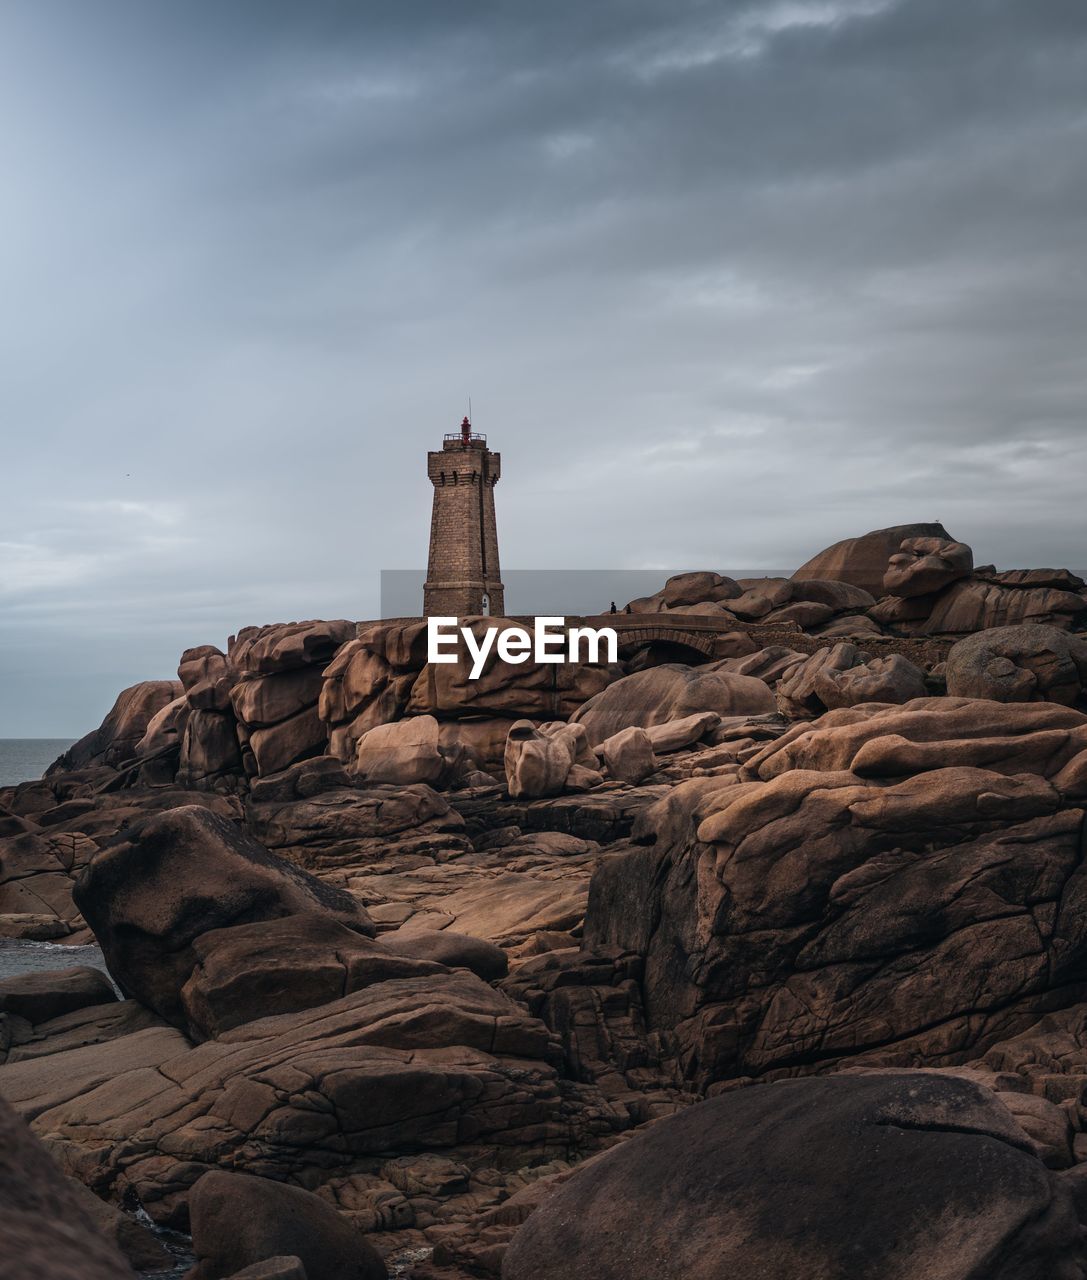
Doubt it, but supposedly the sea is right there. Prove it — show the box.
[0,739,74,787]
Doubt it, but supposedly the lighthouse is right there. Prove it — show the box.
[423,417,505,617]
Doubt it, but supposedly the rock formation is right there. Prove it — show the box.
[3,522,1087,1279]
[504,1073,1086,1280]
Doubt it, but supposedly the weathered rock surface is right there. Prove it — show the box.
[73,804,374,1025]
[599,727,656,784]
[134,692,190,758]
[883,535,974,597]
[354,715,468,788]
[1,996,165,1067]
[946,624,1087,705]
[49,680,184,773]
[380,928,509,982]
[659,572,741,607]
[62,1172,172,1271]
[0,972,622,1230]
[503,1073,1086,1280]
[0,966,116,1024]
[572,665,774,746]
[775,642,927,719]
[180,913,445,1040]
[0,827,99,940]
[180,708,245,791]
[794,522,955,599]
[231,621,356,677]
[0,1092,137,1278]
[504,722,601,799]
[584,698,1087,1088]
[187,1170,387,1280]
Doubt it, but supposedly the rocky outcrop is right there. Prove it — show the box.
[504,722,602,799]
[73,804,374,1025]
[572,665,774,746]
[503,1073,1086,1280]
[0,967,116,1024]
[875,575,1087,637]
[380,928,509,982]
[775,642,927,719]
[353,715,470,788]
[229,622,355,779]
[0,1092,138,1278]
[187,1170,387,1280]
[793,522,955,599]
[599,727,657,784]
[244,759,466,871]
[883,535,974,597]
[946,625,1087,705]
[134,692,189,759]
[583,698,1087,1089]
[48,680,183,773]
[0,971,624,1230]
[180,913,445,1040]
[0,827,99,941]
[659,572,741,607]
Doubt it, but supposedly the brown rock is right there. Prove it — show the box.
[0,973,587,1228]
[230,621,355,677]
[600,727,657,784]
[406,617,616,721]
[714,646,806,687]
[0,967,116,1023]
[643,712,721,754]
[572,665,774,746]
[0,1093,137,1279]
[49,680,184,772]
[659,572,741,607]
[883,536,974,598]
[135,693,190,757]
[586,698,1087,1088]
[776,643,926,719]
[793,522,955,600]
[232,667,326,728]
[946,625,1087,705]
[0,913,69,940]
[925,579,1087,635]
[504,722,591,799]
[789,579,877,611]
[180,912,445,1040]
[187,1170,386,1280]
[759,600,835,628]
[73,804,374,1025]
[179,645,233,698]
[179,709,245,790]
[503,1073,1085,1280]
[354,715,451,786]
[380,928,509,982]
[248,705,328,777]
[726,577,793,620]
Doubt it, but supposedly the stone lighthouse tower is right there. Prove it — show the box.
[424,416,505,616]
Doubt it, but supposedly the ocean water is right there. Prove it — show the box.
[0,938,113,983]
[0,738,74,787]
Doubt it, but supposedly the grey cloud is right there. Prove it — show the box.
[2,0,1086,734]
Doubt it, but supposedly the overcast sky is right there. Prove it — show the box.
[2,0,1086,735]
